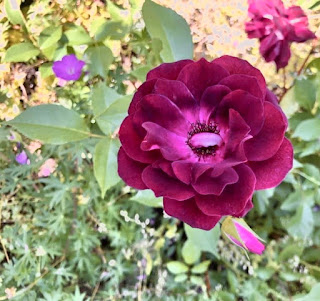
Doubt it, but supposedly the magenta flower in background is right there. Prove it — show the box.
[15,151,29,165]
[52,54,85,81]
[222,217,265,255]
[117,57,293,230]
[245,0,316,69]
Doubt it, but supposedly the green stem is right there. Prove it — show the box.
[293,170,320,186]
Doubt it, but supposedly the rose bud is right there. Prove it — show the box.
[245,0,316,69]
[222,216,265,255]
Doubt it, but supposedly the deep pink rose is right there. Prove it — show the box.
[245,0,316,69]
[118,56,293,230]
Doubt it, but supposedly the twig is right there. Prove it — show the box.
[204,270,211,297]
[0,238,10,263]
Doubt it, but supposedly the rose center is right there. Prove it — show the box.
[186,122,221,158]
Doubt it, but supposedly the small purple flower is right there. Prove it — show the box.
[52,54,85,81]
[15,151,29,165]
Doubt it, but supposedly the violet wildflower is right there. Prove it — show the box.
[52,54,85,81]
[15,151,29,165]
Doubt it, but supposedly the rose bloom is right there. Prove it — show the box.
[245,0,316,69]
[118,57,293,230]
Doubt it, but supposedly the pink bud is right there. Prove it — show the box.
[222,217,265,255]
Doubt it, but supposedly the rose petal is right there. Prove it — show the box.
[192,167,239,195]
[128,79,157,115]
[245,102,287,161]
[119,115,159,163]
[248,138,293,190]
[152,159,175,177]
[146,60,193,80]
[214,55,266,95]
[141,122,192,161]
[195,164,256,216]
[164,197,221,230]
[199,85,231,123]
[153,79,199,123]
[216,90,264,135]
[142,166,195,200]
[219,74,264,98]
[133,94,190,136]
[118,147,148,189]
[177,58,229,101]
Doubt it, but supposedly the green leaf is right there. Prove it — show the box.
[91,82,121,116]
[295,283,320,301]
[130,190,162,208]
[39,26,62,50]
[142,0,193,62]
[95,94,132,135]
[7,104,90,144]
[217,291,236,301]
[280,190,302,211]
[166,261,188,274]
[4,0,25,28]
[93,137,120,198]
[4,42,40,62]
[65,26,92,45]
[279,244,304,262]
[294,76,317,111]
[191,260,211,274]
[174,273,188,283]
[39,63,54,78]
[184,224,220,258]
[293,118,320,141]
[95,20,129,41]
[286,203,314,238]
[255,267,275,281]
[130,66,152,81]
[280,88,299,119]
[85,45,113,78]
[182,240,201,265]
[190,275,204,286]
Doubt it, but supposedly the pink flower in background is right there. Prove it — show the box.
[15,151,30,165]
[117,57,293,230]
[27,141,42,154]
[222,217,265,255]
[246,0,316,69]
[52,54,85,81]
[38,159,57,177]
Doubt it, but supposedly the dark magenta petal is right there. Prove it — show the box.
[195,164,256,216]
[247,0,285,17]
[216,90,264,135]
[133,94,189,136]
[142,166,195,200]
[192,167,239,195]
[236,199,253,217]
[213,55,266,95]
[287,6,316,42]
[153,79,199,123]
[119,115,159,163]
[224,109,251,155]
[245,102,287,161]
[118,147,148,189]
[248,138,293,190]
[265,89,279,106]
[219,74,264,98]
[152,159,175,178]
[141,122,192,161]
[146,60,193,80]
[164,197,221,230]
[128,79,157,115]
[177,58,229,101]
[199,85,231,123]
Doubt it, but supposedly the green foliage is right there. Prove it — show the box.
[7,104,91,144]
[142,0,193,62]
[4,42,40,62]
